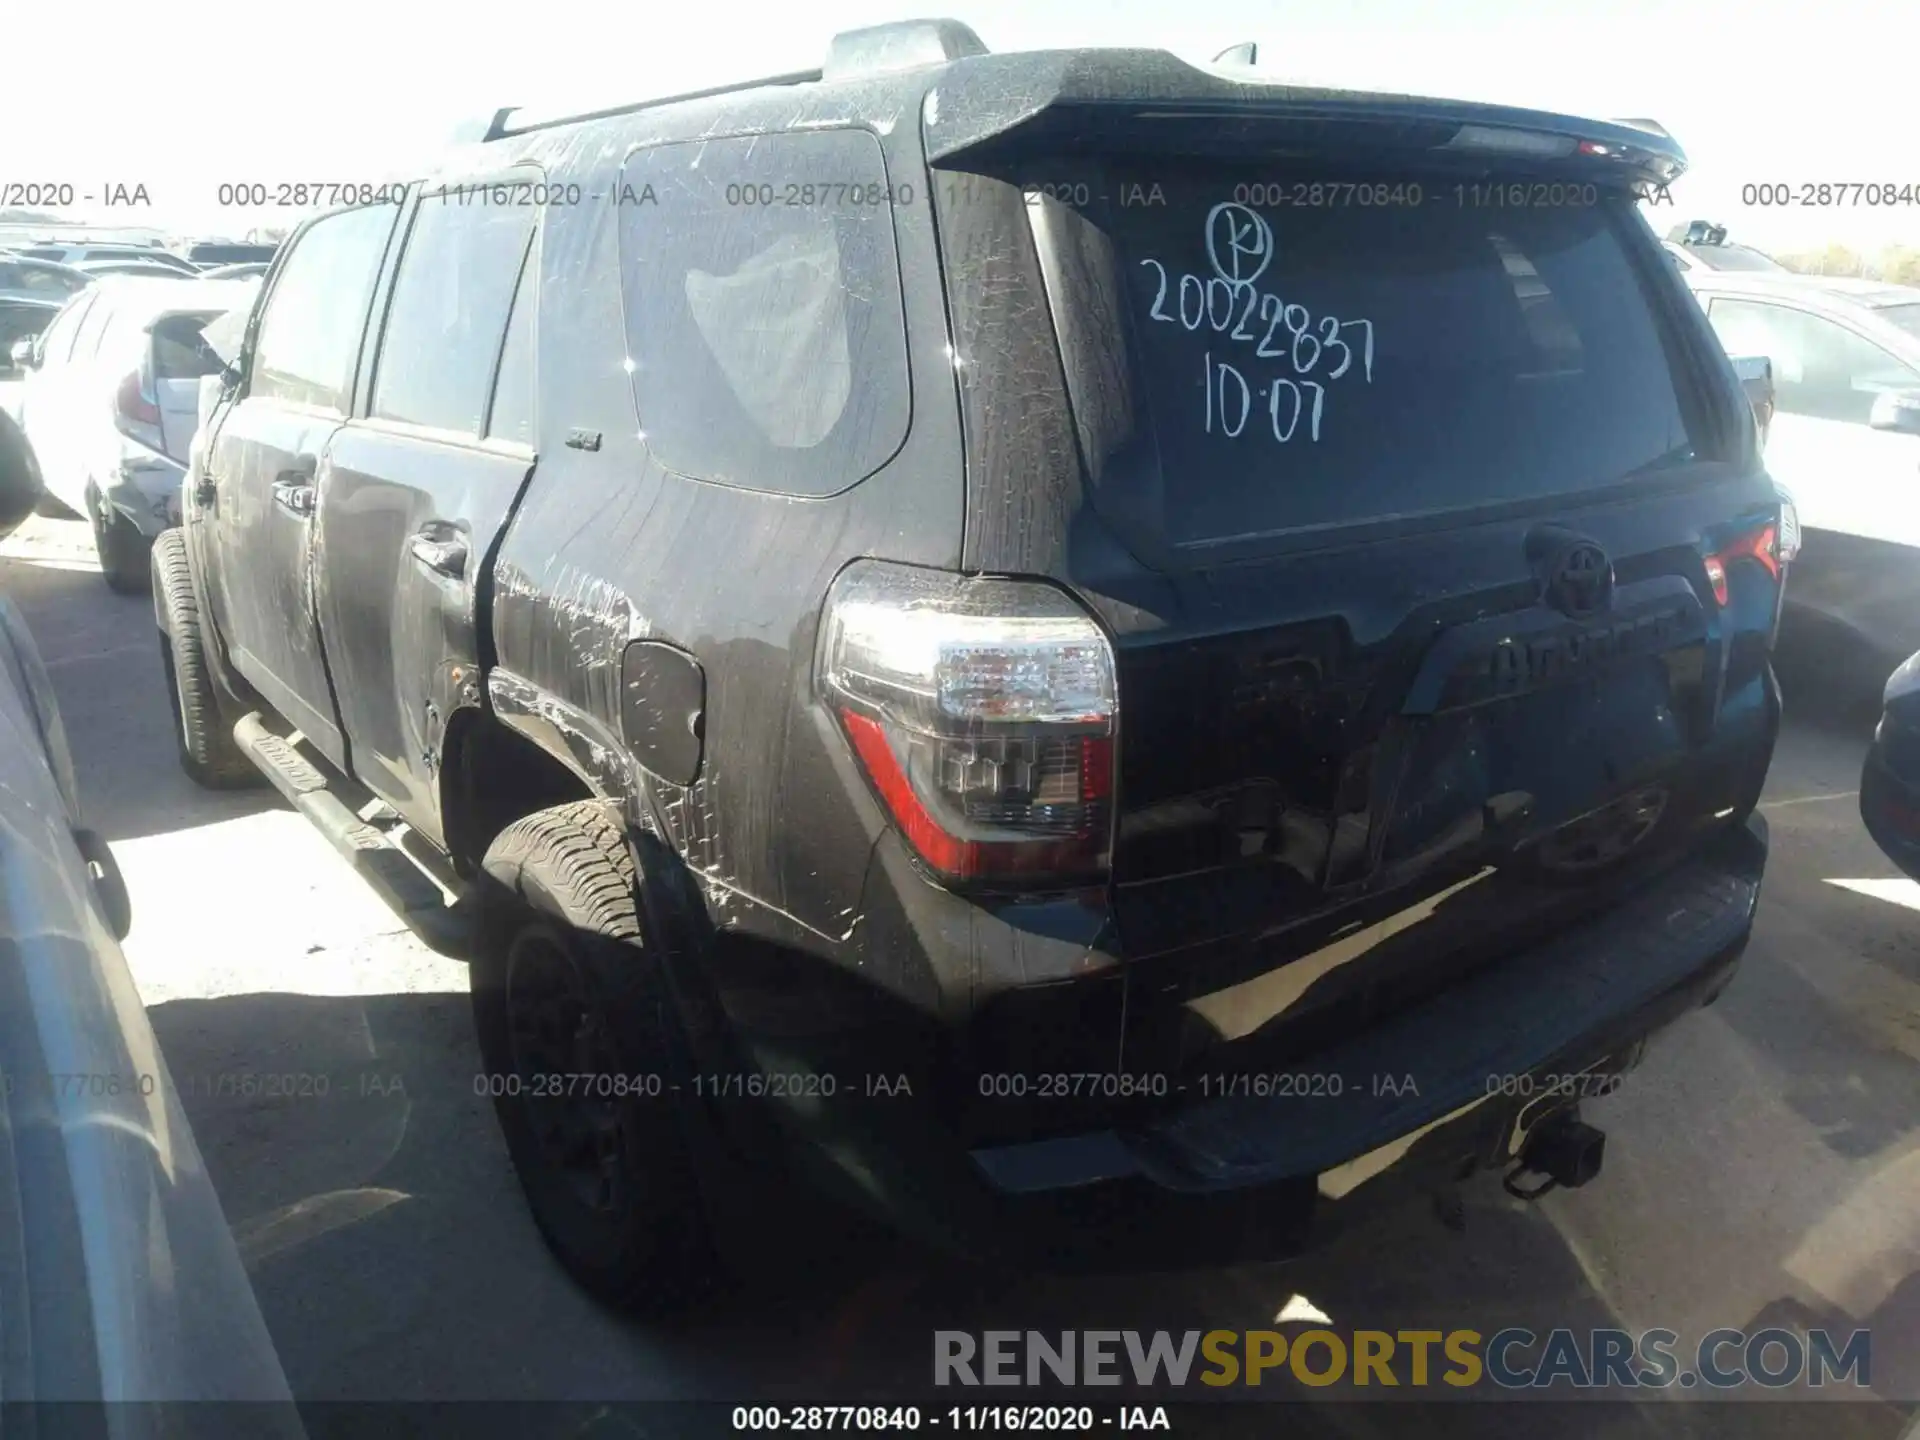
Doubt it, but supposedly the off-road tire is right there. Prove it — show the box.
[472,799,718,1314]
[93,504,151,595]
[152,528,258,789]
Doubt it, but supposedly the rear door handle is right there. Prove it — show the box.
[408,525,468,579]
[270,478,315,516]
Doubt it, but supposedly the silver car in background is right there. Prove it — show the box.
[11,277,261,592]
[0,424,302,1428]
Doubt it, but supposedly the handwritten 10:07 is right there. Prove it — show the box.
[1139,262,1374,444]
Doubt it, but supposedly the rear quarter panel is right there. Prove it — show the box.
[486,99,966,957]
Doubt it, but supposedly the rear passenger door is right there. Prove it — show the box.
[316,182,538,841]
[202,204,399,766]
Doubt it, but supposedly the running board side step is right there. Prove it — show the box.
[233,712,473,957]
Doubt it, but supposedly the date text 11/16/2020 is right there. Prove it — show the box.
[729,1405,1175,1432]
[951,178,1601,210]
[211,181,665,209]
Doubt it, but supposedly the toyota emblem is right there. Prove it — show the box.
[1547,542,1612,618]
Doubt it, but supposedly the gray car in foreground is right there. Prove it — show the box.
[0,420,303,1430]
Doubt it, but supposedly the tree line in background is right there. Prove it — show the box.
[1774,244,1920,285]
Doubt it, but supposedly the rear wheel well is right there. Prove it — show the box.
[441,711,597,878]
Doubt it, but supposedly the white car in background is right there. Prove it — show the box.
[11,276,260,592]
[1687,268,1920,678]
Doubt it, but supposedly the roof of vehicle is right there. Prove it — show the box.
[35,241,175,257]
[196,262,271,279]
[79,275,262,320]
[1664,239,1786,271]
[70,260,193,277]
[471,20,1686,187]
[0,254,87,276]
[1684,270,1920,305]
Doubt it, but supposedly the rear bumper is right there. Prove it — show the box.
[968,811,1764,1206]
[97,450,184,537]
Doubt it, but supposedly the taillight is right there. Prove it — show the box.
[818,560,1118,886]
[115,366,161,429]
[1705,518,1783,607]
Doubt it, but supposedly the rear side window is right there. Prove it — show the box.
[1706,297,1920,425]
[372,191,536,434]
[7,264,82,297]
[152,312,228,380]
[252,204,397,414]
[1880,303,1920,343]
[1055,165,1697,547]
[0,305,53,359]
[616,129,910,496]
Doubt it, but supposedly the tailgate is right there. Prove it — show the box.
[937,141,1783,1088]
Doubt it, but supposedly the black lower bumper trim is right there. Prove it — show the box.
[971,815,1764,1195]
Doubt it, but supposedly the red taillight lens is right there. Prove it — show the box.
[115,368,161,427]
[819,561,1118,886]
[1706,520,1781,607]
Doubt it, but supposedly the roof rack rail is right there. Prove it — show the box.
[823,18,988,79]
[481,67,825,143]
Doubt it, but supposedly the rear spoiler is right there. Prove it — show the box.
[921,49,1686,187]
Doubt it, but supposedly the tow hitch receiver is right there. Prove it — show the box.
[1504,1112,1607,1201]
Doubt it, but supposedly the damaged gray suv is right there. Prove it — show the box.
[155,19,1785,1308]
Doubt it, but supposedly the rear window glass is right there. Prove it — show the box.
[189,243,277,266]
[1877,303,1920,343]
[152,312,228,380]
[1063,165,1697,546]
[616,129,910,496]
[0,305,54,358]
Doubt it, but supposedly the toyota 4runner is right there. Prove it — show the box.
[153,20,1787,1308]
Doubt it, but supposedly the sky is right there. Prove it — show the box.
[6,0,1915,256]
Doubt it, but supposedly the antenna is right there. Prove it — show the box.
[1212,42,1258,66]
